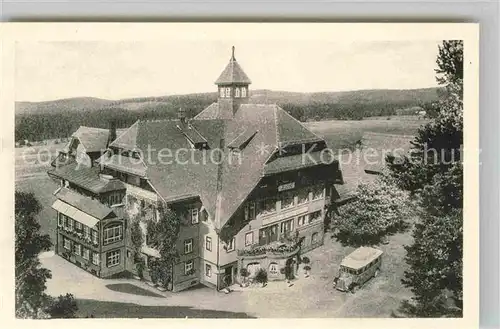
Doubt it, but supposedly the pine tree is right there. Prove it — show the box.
[389,40,464,317]
[15,191,79,318]
[15,191,52,318]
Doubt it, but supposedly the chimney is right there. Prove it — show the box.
[178,108,187,124]
[107,119,117,147]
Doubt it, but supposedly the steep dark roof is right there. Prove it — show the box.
[263,151,335,176]
[57,100,337,231]
[193,103,220,120]
[276,108,323,146]
[215,57,252,85]
[54,187,116,220]
[227,128,257,149]
[191,102,339,229]
[71,126,126,153]
[179,123,208,146]
[110,121,139,149]
[144,119,224,218]
[48,161,125,194]
[100,154,147,177]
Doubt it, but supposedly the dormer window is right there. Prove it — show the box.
[235,87,241,98]
[219,87,225,98]
[241,87,247,98]
[225,87,231,97]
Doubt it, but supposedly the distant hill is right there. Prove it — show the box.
[15,87,442,142]
[15,87,441,115]
[16,97,114,115]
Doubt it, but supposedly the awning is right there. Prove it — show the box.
[51,199,99,228]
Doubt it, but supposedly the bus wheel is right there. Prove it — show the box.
[374,270,379,278]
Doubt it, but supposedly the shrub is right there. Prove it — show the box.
[335,177,412,246]
[301,257,310,265]
[45,293,78,318]
[240,268,249,278]
[303,265,311,271]
[254,268,268,286]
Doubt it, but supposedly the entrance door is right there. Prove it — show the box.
[224,266,233,287]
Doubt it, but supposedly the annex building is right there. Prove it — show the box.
[48,47,345,292]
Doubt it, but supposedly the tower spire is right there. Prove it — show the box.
[231,46,235,61]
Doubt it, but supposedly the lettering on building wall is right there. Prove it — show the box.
[278,182,295,192]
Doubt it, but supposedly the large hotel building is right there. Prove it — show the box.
[48,48,345,292]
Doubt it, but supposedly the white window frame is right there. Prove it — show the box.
[73,243,81,256]
[92,230,99,244]
[63,237,71,250]
[219,87,225,98]
[280,218,295,235]
[184,239,193,254]
[84,226,91,240]
[109,192,123,206]
[83,248,90,260]
[297,215,309,227]
[68,218,74,231]
[191,208,199,224]
[57,213,63,227]
[103,225,123,245]
[226,238,235,252]
[92,252,100,265]
[241,87,247,98]
[269,263,279,275]
[205,264,212,277]
[245,232,254,247]
[205,236,212,251]
[235,87,241,98]
[106,250,120,267]
[225,87,231,97]
[184,260,194,274]
[75,221,82,231]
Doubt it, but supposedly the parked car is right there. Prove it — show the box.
[333,246,383,292]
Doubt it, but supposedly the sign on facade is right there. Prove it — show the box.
[278,182,295,192]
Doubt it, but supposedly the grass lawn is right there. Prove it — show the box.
[75,299,256,318]
[16,176,59,246]
[305,117,428,151]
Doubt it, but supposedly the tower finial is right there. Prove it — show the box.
[231,46,235,61]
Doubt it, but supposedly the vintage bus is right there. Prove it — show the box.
[333,246,383,292]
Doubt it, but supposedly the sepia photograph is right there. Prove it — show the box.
[3,23,479,322]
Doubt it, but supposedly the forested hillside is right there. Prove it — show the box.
[15,87,441,142]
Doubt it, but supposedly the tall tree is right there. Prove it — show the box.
[15,191,79,318]
[15,191,52,318]
[389,40,464,317]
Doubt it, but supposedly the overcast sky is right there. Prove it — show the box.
[15,40,442,102]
